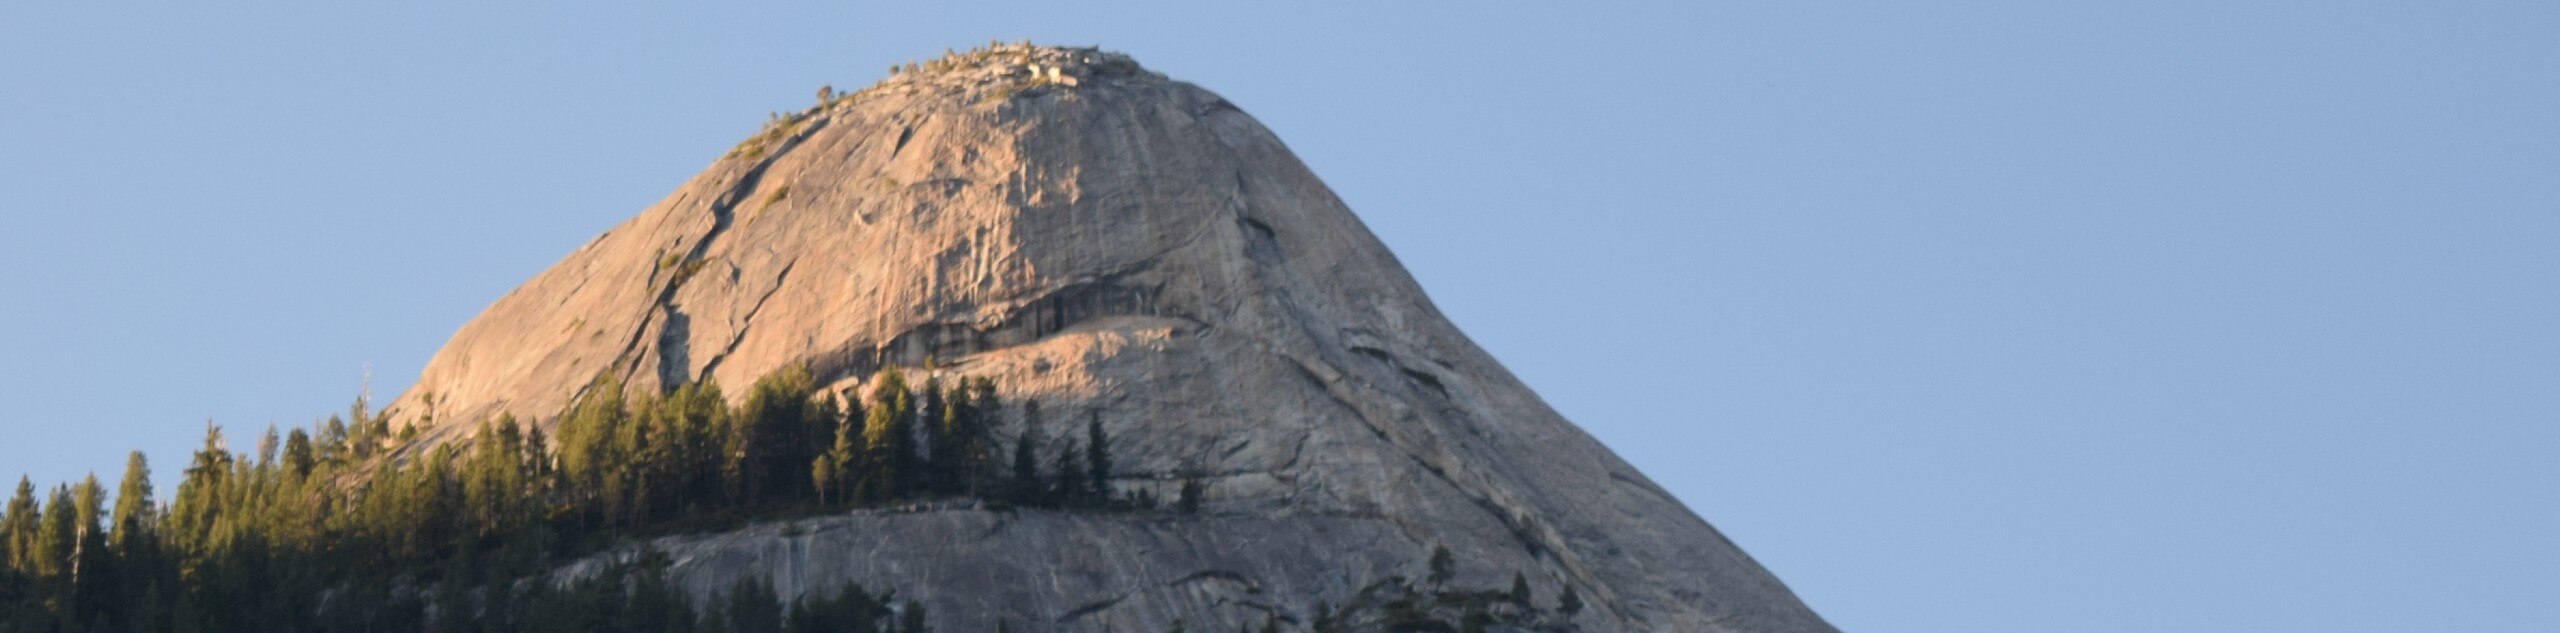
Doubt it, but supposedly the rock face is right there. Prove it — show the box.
[388,45,1836,633]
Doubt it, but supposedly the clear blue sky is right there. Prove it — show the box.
[3,3,2553,631]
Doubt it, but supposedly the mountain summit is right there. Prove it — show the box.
[386,44,1834,633]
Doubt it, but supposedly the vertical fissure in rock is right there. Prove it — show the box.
[597,117,830,398]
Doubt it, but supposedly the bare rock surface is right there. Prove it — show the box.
[391,44,1836,633]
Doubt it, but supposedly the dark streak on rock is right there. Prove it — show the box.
[1056,594,1126,623]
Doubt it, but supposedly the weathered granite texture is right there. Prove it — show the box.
[392,45,1836,633]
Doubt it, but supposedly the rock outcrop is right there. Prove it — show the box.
[388,44,1835,633]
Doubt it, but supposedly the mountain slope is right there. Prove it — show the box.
[386,45,1834,633]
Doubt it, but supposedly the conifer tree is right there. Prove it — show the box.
[818,391,865,507]
[1177,476,1205,514]
[737,366,818,506]
[1558,583,1583,617]
[928,382,968,496]
[728,577,783,633]
[3,477,36,573]
[1428,545,1455,586]
[111,453,153,552]
[319,415,351,467]
[558,376,631,526]
[1086,413,1111,502]
[899,599,927,633]
[171,424,233,557]
[463,417,531,538]
[1053,438,1086,507]
[965,378,1001,494]
[281,429,316,481]
[1011,402,1043,505]
[34,485,72,578]
[859,368,917,503]
[661,382,729,513]
[71,475,104,556]
[811,456,838,508]
[915,375,945,494]
[1509,572,1532,608]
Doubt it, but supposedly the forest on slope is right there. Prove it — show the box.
[0,366,1581,633]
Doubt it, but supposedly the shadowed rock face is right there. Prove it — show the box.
[389,45,1836,633]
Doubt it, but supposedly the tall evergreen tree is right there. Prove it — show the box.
[281,428,316,480]
[965,378,1001,494]
[1086,413,1111,502]
[927,381,967,496]
[818,391,865,507]
[170,424,233,557]
[914,375,945,494]
[318,415,352,467]
[1428,545,1455,586]
[34,485,73,578]
[557,376,631,527]
[3,476,36,574]
[1010,402,1043,505]
[1053,438,1086,507]
[111,452,153,551]
[736,366,818,506]
[858,368,917,503]
[727,577,783,633]
[899,599,927,633]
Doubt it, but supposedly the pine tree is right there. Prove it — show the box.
[1085,413,1111,503]
[661,382,730,514]
[1053,439,1086,507]
[171,424,234,556]
[737,366,818,506]
[965,378,1001,495]
[71,474,105,562]
[111,453,153,552]
[728,578,783,633]
[34,485,73,578]
[819,391,865,507]
[558,377,630,527]
[318,415,351,467]
[811,454,838,508]
[3,477,36,574]
[899,599,926,633]
[915,375,945,495]
[1176,476,1204,514]
[1508,572,1532,608]
[928,381,973,497]
[859,368,917,503]
[281,429,316,480]
[1558,583,1583,617]
[1010,402,1043,505]
[463,417,531,538]
[1428,545,1455,586]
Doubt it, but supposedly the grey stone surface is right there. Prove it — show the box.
[395,45,1836,633]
